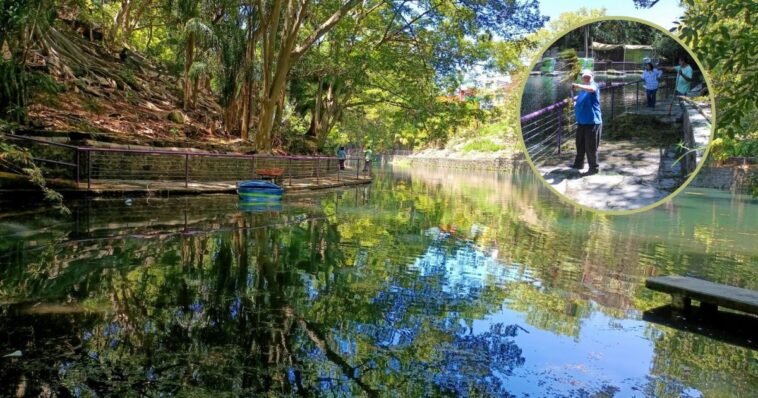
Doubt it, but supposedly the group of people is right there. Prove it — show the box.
[641,56,693,108]
[336,146,373,172]
[568,56,694,175]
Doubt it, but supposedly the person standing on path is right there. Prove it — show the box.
[662,56,693,115]
[641,62,663,108]
[362,146,373,173]
[337,146,347,170]
[570,70,603,175]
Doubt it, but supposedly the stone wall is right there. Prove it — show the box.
[690,164,758,193]
[680,100,711,175]
[386,153,526,171]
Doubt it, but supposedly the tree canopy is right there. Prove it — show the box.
[636,0,758,160]
[0,0,547,153]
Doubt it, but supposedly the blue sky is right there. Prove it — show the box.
[538,0,684,30]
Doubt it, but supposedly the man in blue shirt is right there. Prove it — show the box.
[570,70,602,174]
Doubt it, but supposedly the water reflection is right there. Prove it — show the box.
[0,166,756,397]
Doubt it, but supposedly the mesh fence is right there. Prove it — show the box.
[7,136,370,188]
[521,77,678,164]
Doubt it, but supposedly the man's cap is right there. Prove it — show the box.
[581,69,593,78]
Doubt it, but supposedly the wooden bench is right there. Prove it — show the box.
[256,167,285,184]
[646,276,758,315]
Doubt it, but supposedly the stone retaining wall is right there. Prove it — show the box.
[386,153,526,171]
[690,164,758,193]
[680,99,712,175]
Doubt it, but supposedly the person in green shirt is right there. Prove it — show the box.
[362,146,373,172]
[662,56,694,95]
[662,56,694,115]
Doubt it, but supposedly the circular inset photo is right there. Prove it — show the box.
[518,18,714,213]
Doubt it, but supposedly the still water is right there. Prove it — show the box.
[1,165,756,397]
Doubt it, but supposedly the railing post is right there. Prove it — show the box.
[76,149,80,185]
[636,81,640,111]
[87,150,91,191]
[251,155,256,179]
[336,158,340,182]
[316,157,320,185]
[185,154,189,188]
[356,158,360,179]
[610,85,615,119]
[556,106,562,155]
[288,157,293,186]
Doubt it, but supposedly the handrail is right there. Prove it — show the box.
[5,134,373,191]
[520,76,678,162]
[520,80,648,124]
[4,134,81,150]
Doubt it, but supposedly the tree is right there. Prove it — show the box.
[0,0,56,123]
[636,0,758,155]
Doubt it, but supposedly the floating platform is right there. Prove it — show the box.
[237,180,284,202]
[646,275,758,315]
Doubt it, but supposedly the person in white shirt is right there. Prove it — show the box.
[641,62,663,108]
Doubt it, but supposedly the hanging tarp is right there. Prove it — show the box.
[591,42,654,63]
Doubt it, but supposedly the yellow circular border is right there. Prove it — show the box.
[515,15,717,216]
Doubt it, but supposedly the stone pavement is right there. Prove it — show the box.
[538,140,683,211]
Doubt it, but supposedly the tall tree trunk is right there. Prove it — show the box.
[191,76,199,109]
[273,85,286,136]
[255,0,361,152]
[182,32,195,111]
[240,15,259,141]
[110,0,131,45]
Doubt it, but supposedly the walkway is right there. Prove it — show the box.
[57,171,371,196]
[539,140,679,210]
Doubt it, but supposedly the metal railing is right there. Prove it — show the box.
[4,135,373,190]
[520,76,677,163]
[593,61,647,72]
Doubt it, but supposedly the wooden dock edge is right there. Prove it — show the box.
[646,276,758,316]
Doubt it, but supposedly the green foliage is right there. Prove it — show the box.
[0,131,68,214]
[81,96,105,114]
[708,135,758,162]
[0,0,56,123]
[604,114,680,145]
[461,138,505,153]
[558,49,580,84]
[673,0,758,147]
[0,61,28,123]
[651,34,681,63]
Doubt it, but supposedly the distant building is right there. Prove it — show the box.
[456,73,512,108]
[458,87,477,101]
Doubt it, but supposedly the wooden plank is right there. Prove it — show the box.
[646,276,758,315]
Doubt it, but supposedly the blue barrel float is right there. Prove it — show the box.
[237,180,284,203]
[238,201,283,213]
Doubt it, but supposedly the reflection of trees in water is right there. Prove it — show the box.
[0,206,527,397]
[643,326,757,398]
[2,174,757,396]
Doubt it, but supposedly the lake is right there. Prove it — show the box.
[1,164,756,397]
